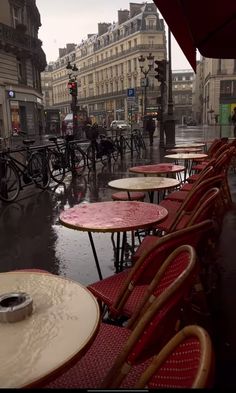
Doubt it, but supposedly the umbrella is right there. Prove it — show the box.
[153,0,236,71]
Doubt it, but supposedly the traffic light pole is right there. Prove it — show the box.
[159,81,166,148]
[164,28,175,148]
[71,94,78,136]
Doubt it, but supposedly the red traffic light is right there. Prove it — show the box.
[68,81,77,95]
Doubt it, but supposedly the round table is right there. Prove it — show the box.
[0,271,100,388]
[108,176,180,203]
[164,153,208,181]
[60,201,168,275]
[171,143,206,148]
[129,163,185,176]
[166,147,202,153]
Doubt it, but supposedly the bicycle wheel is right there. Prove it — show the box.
[133,135,141,154]
[101,153,110,165]
[112,146,119,161]
[86,145,96,169]
[28,152,50,189]
[69,143,86,176]
[0,161,20,202]
[48,150,65,183]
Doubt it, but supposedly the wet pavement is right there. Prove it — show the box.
[0,125,236,388]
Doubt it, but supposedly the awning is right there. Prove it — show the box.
[153,0,236,72]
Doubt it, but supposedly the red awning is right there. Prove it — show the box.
[153,0,236,72]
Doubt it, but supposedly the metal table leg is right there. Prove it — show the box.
[88,232,103,280]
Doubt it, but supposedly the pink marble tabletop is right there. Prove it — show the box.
[166,147,202,153]
[59,201,168,233]
[129,163,185,174]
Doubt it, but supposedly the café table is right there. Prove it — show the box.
[108,176,180,203]
[0,271,100,388]
[129,163,185,183]
[164,152,208,182]
[166,147,202,154]
[171,143,206,149]
[59,201,168,276]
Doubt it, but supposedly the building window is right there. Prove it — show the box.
[148,19,155,29]
[11,5,23,28]
[128,60,131,73]
[220,80,232,95]
[17,57,26,84]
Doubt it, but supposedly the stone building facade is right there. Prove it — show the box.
[0,0,46,139]
[192,58,236,131]
[172,69,194,125]
[41,2,167,127]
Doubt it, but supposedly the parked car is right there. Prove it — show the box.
[186,120,197,126]
[110,120,131,131]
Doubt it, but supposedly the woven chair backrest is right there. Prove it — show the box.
[207,138,225,157]
[102,245,197,388]
[178,187,220,228]
[135,325,214,389]
[111,220,213,318]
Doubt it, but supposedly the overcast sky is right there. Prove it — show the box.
[36,0,194,70]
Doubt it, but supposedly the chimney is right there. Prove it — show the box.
[66,43,76,54]
[130,2,143,18]
[118,9,129,25]
[98,23,111,36]
[59,48,66,58]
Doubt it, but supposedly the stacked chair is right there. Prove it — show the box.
[88,220,213,321]
[44,245,215,389]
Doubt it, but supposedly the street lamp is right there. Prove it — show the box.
[66,61,79,136]
[164,27,176,147]
[138,53,154,116]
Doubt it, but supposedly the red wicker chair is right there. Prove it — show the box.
[165,165,214,202]
[43,245,197,389]
[155,174,223,235]
[133,187,221,266]
[192,143,235,175]
[88,220,213,320]
[191,137,227,168]
[133,325,214,389]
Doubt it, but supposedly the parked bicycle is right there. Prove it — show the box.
[46,136,87,183]
[0,138,49,203]
[85,125,120,169]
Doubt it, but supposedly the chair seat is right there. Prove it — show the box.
[45,323,131,388]
[165,190,189,202]
[132,235,160,263]
[112,191,145,201]
[88,273,147,318]
[180,182,193,191]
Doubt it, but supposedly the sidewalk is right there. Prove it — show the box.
[0,125,235,387]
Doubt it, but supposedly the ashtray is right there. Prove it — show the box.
[0,292,33,323]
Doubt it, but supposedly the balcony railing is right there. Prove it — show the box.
[0,23,46,70]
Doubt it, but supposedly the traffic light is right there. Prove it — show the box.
[154,60,167,82]
[68,80,77,96]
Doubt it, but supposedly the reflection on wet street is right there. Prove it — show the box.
[0,143,162,284]
[1,126,236,388]
[0,127,223,285]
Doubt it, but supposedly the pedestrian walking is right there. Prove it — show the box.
[145,116,156,146]
[231,107,236,138]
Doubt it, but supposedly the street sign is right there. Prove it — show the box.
[127,96,135,102]
[127,88,135,97]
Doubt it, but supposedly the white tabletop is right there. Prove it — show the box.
[0,272,100,388]
[108,176,180,192]
[165,153,208,160]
